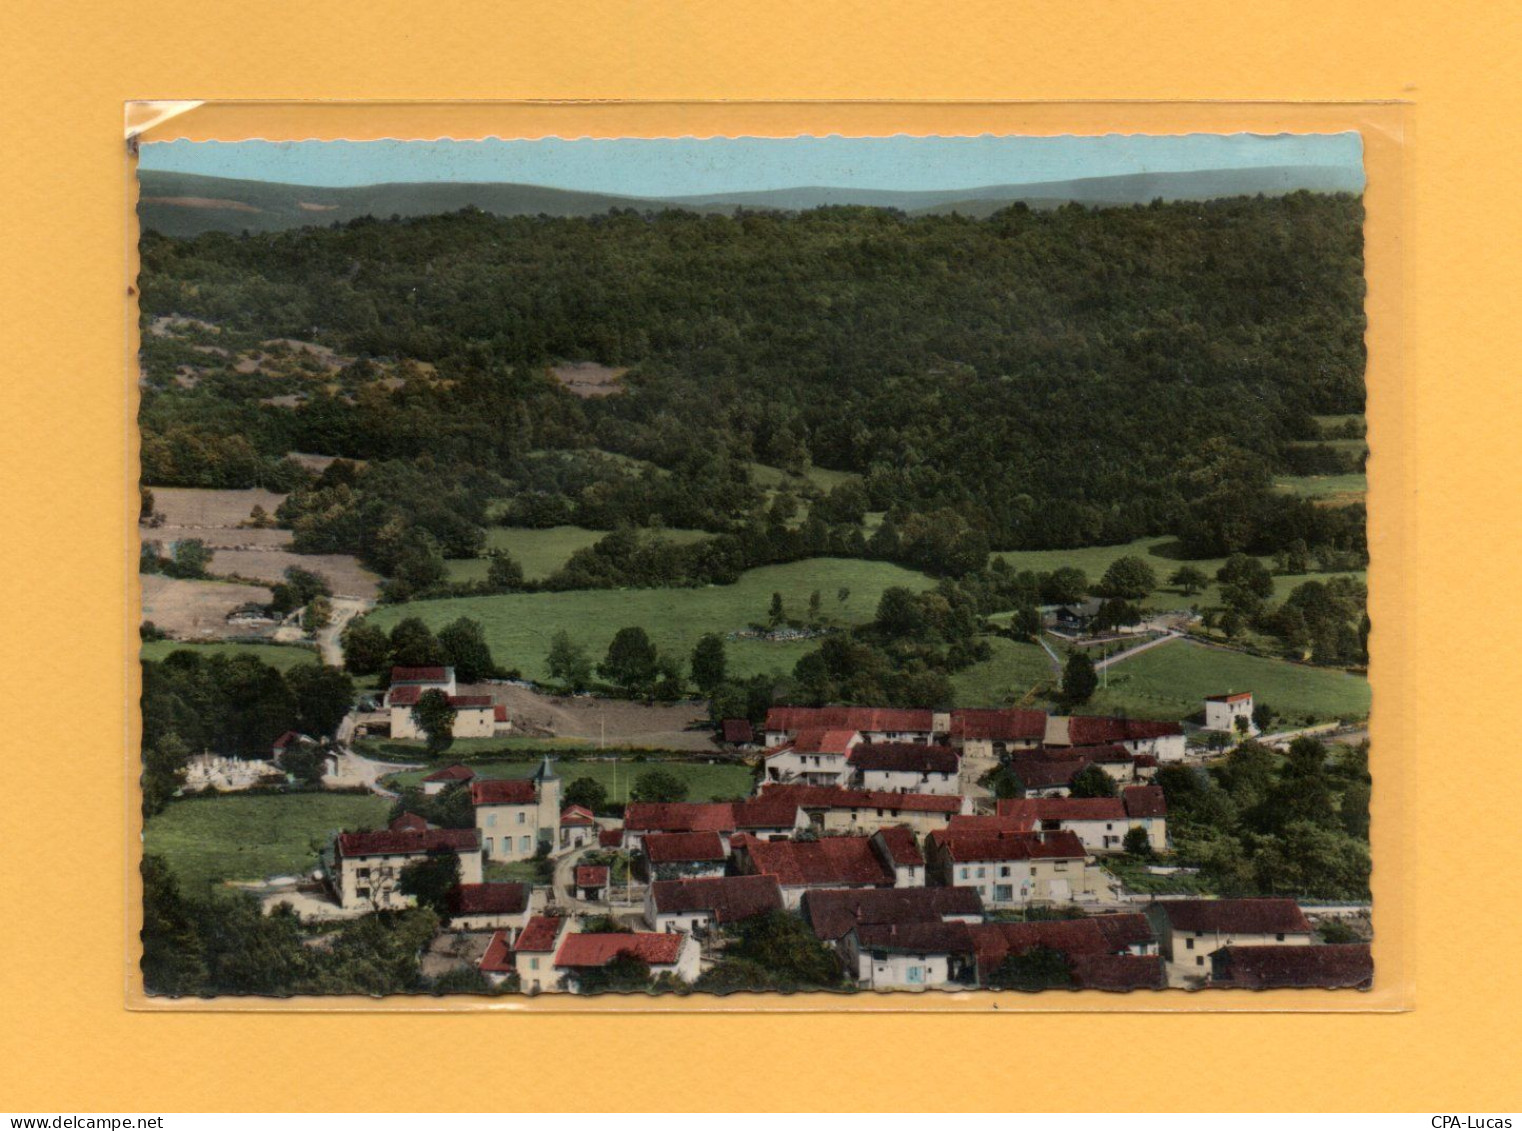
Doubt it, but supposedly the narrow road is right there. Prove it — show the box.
[316,596,372,667]
[1093,630,1181,671]
[324,745,419,798]
[1036,634,1064,675]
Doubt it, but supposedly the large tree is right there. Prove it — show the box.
[287,663,356,738]
[1099,555,1157,600]
[689,633,728,695]
[546,630,593,692]
[411,689,457,757]
[389,617,445,668]
[398,852,461,919]
[438,617,498,684]
[1061,650,1099,706]
[341,619,391,676]
[599,627,659,696]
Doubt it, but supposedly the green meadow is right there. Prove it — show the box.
[144,792,392,895]
[445,524,710,584]
[140,640,321,671]
[371,557,935,682]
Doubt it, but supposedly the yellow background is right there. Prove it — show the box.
[0,0,1515,1111]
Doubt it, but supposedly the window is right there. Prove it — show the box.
[529,957,539,970]
[1276,933,1285,941]
[520,836,532,852]
[484,838,494,853]
[906,965,924,984]
[1186,937,1195,950]
[1196,956,1204,967]
[994,884,1013,902]
[960,867,970,880]
[1054,861,1068,872]
[487,814,498,828]
[999,866,1010,878]
[517,811,526,824]
[976,866,986,879]
[357,868,370,879]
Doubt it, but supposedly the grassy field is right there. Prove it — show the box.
[144,792,392,895]
[990,535,1363,612]
[371,557,934,682]
[1274,473,1367,505]
[1081,638,1370,724]
[949,637,1056,707]
[140,640,321,671]
[383,758,754,801]
[444,525,710,584]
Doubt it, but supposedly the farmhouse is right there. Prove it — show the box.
[554,931,702,990]
[947,708,1047,758]
[446,882,532,934]
[1046,715,1187,762]
[720,718,755,747]
[1148,898,1314,970]
[762,727,860,786]
[995,785,1168,853]
[421,763,475,795]
[763,706,939,748]
[641,831,729,881]
[1209,943,1373,990]
[760,783,970,836]
[872,826,927,887]
[847,920,977,990]
[964,914,1156,985]
[470,758,562,863]
[925,828,1099,908]
[622,801,739,850]
[848,742,961,795]
[645,874,785,935]
[331,814,483,911]
[733,833,904,909]
[801,886,985,953]
[505,914,568,992]
[1204,691,1258,735]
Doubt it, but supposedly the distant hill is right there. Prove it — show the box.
[138,164,1364,237]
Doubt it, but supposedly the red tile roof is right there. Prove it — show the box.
[999,797,1128,823]
[649,875,784,923]
[560,805,597,826]
[1091,913,1157,953]
[598,828,624,849]
[802,886,984,942]
[336,825,480,858]
[721,718,754,744]
[855,920,976,955]
[470,778,537,806]
[946,813,1035,835]
[575,865,609,888]
[386,685,424,707]
[929,829,1087,863]
[742,836,895,888]
[731,794,806,830]
[624,801,737,835]
[1122,785,1167,818]
[765,706,935,735]
[849,742,959,774]
[1159,898,1312,936]
[391,666,450,683]
[782,728,861,756]
[422,763,476,783]
[1055,744,1137,764]
[448,882,530,916]
[389,812,429,832]
[513,915,564,953]
[643,830,728,864]
[1206,692,1253,703]
[1070,954,1167,990]
[949,708,1048,742]
[872,826,924,867]
[1064,716,1182,746]
[758,783,963,815]
[1006,756,1090,791]
[554,932,686,969]
[1211,944,1373,989]
[480,929,515,974]
[493,705,509,723]
[967,919,1114,976]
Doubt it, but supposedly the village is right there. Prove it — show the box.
[245,663,1373,996]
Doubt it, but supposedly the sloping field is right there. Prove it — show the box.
[140,574,272,638]
[370,557,935,682]
[211,548,381,598]
[445,525,710,584]
[1082,638,1370,724]
[949,637,1057,708]
[145,792,391,895]
[1274,473,1367,506]
[140,640,321,671]
[150,487,287,529]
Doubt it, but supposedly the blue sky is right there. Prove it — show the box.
[140,133,1364,196]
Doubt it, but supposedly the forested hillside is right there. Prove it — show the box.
[138,193,1366,579]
